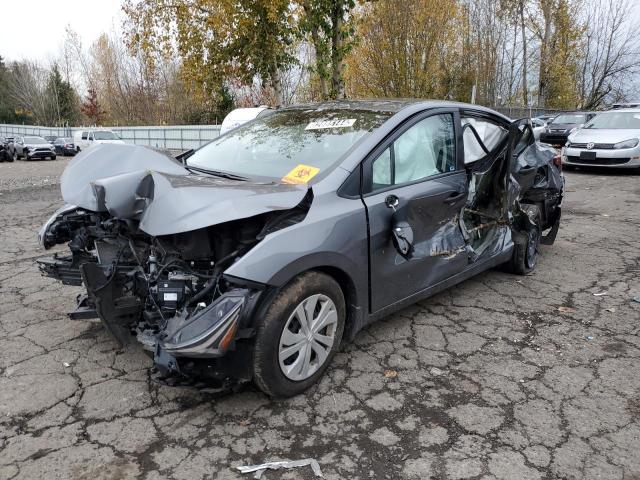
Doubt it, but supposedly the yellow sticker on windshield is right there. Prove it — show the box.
[281,164,320,184]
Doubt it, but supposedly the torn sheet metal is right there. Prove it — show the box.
[235,458,323,479]
[60,143,308,236]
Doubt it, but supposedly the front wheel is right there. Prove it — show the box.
[253,271,345,397]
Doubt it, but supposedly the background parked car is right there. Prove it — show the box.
[0,138,13,162]
[564,109,640,170]
[4,137,18,161]
[531,117,549,140]
[219,107,273,135]
[13,136,56,160]
[53,137,77,156]
[611,101,640,109]
[73,129,125,151]
[539,112,596,146]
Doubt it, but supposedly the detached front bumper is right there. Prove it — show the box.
[563,147,640,169]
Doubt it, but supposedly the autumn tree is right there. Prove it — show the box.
[81,88,105,125]
[543,0,583,108]
[345,0,463,99]
[123,0,296,107]
[577,0,640,108]
[5,61,50,124]
[299,0,359,100]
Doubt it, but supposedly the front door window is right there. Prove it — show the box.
[369,113,456,192]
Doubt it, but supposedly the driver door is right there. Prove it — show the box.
[362,109,468,313]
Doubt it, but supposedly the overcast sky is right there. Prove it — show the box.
[1,0,124,62]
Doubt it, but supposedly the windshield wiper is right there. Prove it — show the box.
[176,149,195,163]
[186,165,249,181]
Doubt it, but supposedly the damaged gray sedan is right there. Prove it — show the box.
[37,100,563,397]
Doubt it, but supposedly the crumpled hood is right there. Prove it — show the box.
[568,128,640,144]
[61,143,308,236]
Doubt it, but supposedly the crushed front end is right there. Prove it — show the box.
[38,205,276,387]
[37,145,311,389]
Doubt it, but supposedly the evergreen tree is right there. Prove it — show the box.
[46,65,80,126]
[0,56,18,123]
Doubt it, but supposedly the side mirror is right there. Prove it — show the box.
[392,221,414,258]
[389,202,414,259]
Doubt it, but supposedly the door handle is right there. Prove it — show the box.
[445,191,465,203]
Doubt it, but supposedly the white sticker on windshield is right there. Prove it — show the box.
[306,119,356,130]
[634,115,640,120]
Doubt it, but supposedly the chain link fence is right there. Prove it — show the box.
[490,106,568,119]
[0,124,221,151]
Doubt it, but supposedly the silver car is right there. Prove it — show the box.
[563,109,640,169]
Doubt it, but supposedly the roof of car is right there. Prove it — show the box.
[282,99,510,118]
[602,108,640,113]
[555,111,597,115]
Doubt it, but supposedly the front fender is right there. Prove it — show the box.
[223,193,369,333]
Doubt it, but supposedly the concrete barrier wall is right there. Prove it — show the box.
[0,124,221,150]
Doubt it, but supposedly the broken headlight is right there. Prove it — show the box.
[38,204,79,249]
[160,291,246,357]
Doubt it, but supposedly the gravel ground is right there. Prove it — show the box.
[0,159,639,480]
[0,157,71,191]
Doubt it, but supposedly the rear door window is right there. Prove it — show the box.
[81,131,88,140]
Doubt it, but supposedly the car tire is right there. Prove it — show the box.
[9,150,15,162]
[506,205,542,275]
[252,271,345,398]
[51,155,57,160]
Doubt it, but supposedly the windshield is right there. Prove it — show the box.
[187,108,392,182]
[552,114,587,124]
[24,136,47,144]
[584,112,640,129]
[93,131,118,140]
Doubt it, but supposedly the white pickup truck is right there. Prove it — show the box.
[73,129,125,152]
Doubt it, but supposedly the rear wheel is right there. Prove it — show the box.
[253,271,345,397]
[9,150,15,162]
[507,205,541,275]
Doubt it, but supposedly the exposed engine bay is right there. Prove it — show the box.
[39,192,311,385]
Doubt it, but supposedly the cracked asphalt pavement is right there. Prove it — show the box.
[1,157,639,480]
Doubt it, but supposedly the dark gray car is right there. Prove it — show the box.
[37,100,564,397]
